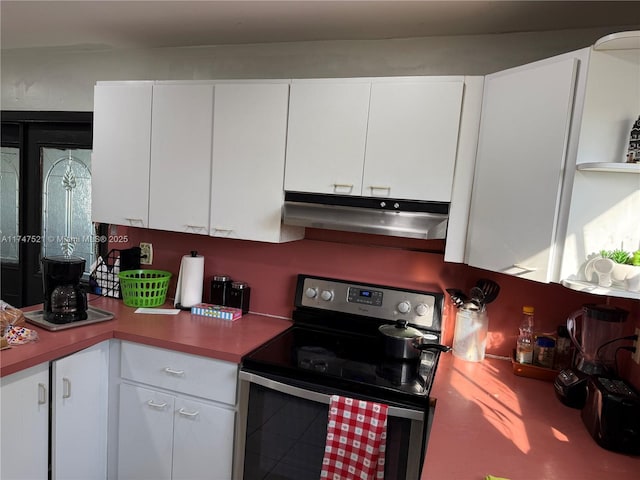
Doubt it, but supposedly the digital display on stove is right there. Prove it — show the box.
[348,287,383,306]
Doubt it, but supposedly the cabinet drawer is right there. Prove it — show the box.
[120,341,237,405]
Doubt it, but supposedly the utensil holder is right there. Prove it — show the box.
[452,307,488,362]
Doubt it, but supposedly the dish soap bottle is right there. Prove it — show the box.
[516,305,535,364]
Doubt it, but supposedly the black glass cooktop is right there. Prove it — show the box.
[242,326,439,407]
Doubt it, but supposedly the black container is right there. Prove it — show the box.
[228,281,251,314]
[210,275,232,306]
[120,246,142,272]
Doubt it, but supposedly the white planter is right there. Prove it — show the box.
[612,263,640,291]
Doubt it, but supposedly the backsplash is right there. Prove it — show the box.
[116,226,640,388]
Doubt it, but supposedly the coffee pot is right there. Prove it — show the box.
[566,304,628,375]
[42,255,88,324]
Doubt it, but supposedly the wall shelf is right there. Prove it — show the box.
[562,279,640,300]
[576,162,640,173]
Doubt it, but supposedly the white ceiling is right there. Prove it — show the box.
[1,1,639,51]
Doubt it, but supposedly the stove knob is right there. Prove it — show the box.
[305,287,318,299]
[320,290,333,301]
[397,301,411,314]
[415,303,429,316]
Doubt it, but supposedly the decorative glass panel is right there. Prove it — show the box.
[0,147,20,263]
[42,148,94,274]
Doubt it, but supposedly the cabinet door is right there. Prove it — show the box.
[92,82,152,227]
[210,83,302,242]
[51,341,109,480]
[149,83,214,234]
[284,80,370,195]
[0,363,49,480]
[466,57,578,282]
[118,383,175,480]
[363,80,463,201]
[172,397,235,480]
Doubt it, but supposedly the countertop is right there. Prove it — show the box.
[2,297,638,478]
[0,295,292,377]
[423,354,640,479]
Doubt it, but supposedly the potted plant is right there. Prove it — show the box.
[599,248,640,291]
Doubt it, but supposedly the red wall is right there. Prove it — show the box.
[115,226,640,388]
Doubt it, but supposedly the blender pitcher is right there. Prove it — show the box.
[566,304,628,375]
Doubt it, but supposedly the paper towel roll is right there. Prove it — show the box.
[174,252,205,309]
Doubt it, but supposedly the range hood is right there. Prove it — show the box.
[282,192,449,240]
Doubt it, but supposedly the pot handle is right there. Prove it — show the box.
[415,343,451,353]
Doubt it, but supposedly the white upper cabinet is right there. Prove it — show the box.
[284,79,371,196]
[466,31,640,298]
[363,80,463,201]
[92,82,152,227]
[466,53,582,283]
[210,82,304,242]
[149,83,213,234]
[93,80,303,242]
[284,77,464,201]
[560,32,640,299]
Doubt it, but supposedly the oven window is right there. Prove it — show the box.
[243,383,414,480]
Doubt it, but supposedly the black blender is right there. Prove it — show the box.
[42,256,88,324]
[555,304,628,408]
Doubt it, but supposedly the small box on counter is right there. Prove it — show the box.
[190,303,243,321]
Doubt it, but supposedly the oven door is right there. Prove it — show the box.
[234,370,427,480]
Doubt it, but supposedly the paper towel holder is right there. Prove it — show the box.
[174,250,205,310]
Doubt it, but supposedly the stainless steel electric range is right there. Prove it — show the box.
[235,274,447,480]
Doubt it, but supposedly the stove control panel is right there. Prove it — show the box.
[347,286,384,307]
[296,275,442,330]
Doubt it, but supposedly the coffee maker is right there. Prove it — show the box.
[42,256,88,324]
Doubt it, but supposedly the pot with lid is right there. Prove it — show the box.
[379,320,451,360]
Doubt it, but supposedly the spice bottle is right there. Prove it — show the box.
[516,306,535,364]
[534,336,556,368]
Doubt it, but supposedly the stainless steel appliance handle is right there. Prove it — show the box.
[239,370,424,421]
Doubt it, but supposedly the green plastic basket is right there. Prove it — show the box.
[118,270,171,308]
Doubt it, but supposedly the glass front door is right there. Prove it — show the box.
[0,113,94,307]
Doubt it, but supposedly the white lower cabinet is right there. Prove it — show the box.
[116,341,237,480]
[0,342,109,480]
[52,341,110,480]
[117,384,174,479]
[0,363,49,480]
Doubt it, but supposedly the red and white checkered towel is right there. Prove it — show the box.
[320,395,388,480]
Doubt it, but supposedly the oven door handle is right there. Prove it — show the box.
[239,371,424,421]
